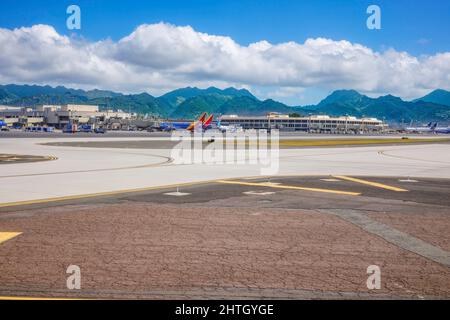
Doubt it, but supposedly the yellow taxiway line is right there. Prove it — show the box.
[0,232,22,244]
[217,180,361,196]
[333,175,408,192]
[0,296,82,300]
[0,175,407,209]
[0,180,217,209]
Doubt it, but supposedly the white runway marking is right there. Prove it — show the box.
[244,191,276,196]
[164,192,191,197]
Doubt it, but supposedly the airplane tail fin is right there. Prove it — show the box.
[187,112,208,131]
[198,112,207,124]
[431,123,438,130]
[203,114,214,129]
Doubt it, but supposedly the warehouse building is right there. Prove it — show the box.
[0,106,45,127]
[220,113,387,133]
[44,104,135,128]
[0,104,135,129]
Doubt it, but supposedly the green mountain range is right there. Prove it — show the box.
[302,90,450,123]
[160,86,256,109]
[1,84,449,123]
[414,89,450,106]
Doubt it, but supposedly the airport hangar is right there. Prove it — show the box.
[220,113,388,134]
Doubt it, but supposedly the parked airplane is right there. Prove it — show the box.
[435,125,450,134]
[200,114,214,131]
[216,120,242,133]
[158,113,214,132]
[405,122,450,134]
[405,122,437,133]
[187,114,215,132]
[186,113,209,131]
[158,113,207,132]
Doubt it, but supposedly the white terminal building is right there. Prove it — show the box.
[0,104,135,129]
[220,113,388,133]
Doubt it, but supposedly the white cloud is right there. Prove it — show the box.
[1,23,450,101]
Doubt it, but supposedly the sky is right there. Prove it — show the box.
[0,0,449,105]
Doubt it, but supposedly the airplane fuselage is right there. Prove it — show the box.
[159,122,192,131]
[405,127,450,134]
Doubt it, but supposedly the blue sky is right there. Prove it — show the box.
[1,0,449,104]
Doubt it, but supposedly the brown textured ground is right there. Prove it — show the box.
[0,177,449,299]
[0,205,448,299]
[368,212,450,252]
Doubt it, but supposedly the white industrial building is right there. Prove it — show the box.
[0,104,135,129]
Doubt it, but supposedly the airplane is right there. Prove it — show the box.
[215,119,242,133]
[434,124,450,134]
[201,114,214,131]
[186,113,209,131]
[405,122,437,133]
[187,114,215,133]
[405,122,450,134]
[158,113,207,132]
[157,113,214,132]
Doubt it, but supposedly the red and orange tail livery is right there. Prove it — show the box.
[202,114,214,129]
[198,112,207,123]
[187,112,208,131]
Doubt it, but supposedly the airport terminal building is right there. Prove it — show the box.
[1,105,388,133]
[220,114,388,133]
[0,104,134,129]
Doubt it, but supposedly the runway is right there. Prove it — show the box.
[0,135,450,205]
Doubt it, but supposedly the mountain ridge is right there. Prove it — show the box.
[301,89,450,123]
[0,84,449,123]
[414,89,450,107]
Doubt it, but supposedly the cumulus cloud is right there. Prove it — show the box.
[1,23,450,100]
